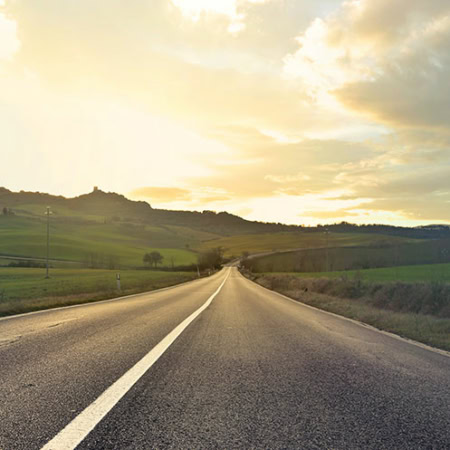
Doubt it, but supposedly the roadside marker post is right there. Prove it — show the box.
[116,273,121,291]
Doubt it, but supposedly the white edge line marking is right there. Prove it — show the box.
[0,270,223,322]
[41,268,230,450]
[241,271,450,359]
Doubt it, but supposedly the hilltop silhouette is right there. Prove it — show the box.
[0,187,448,238]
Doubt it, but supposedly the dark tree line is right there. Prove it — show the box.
[143,251,164,268]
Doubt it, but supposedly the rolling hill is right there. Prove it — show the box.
[0,187,446,269]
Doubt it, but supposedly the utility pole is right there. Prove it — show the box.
[45,206,52,279]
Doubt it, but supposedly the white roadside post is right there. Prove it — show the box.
[116,273,121,291]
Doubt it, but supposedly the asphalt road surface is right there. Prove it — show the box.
[1,267,449,449]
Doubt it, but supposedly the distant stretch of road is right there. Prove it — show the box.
[1,267,449,449]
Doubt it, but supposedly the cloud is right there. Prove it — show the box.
[6,0,366,142]
[186,126,450,225]
[327,144,450,223]
[187,135,378,201]
[284,0,450,129]
[129,185,233,209]
[130,187,192,203]
[265,173,311,183]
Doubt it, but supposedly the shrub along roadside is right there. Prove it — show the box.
[243,271,450,352]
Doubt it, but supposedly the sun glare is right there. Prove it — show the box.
[171,0,239,21]
[170,0,267,33]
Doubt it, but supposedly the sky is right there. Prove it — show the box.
[1,0,449,226]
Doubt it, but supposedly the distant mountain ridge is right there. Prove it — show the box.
[1,187,449,238]
[0,187,299,236]
[0,187,152,218]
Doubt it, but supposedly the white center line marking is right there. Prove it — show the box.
[41,268,230,450]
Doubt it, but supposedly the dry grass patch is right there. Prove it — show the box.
[247,272,450,352]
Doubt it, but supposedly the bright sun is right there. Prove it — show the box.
[171,0,239,21]
[171,0,267,33]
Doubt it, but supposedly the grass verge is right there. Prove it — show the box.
[0,268,198,317]
[244,271,450,352]
[279,263,450,283]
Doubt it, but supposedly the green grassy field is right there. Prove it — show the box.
[0,216,199,268]
[283,263,450,283]
[2,212,423,271]
[244,238,448,273]
[198,231,415,257]
[0,267,198,316]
